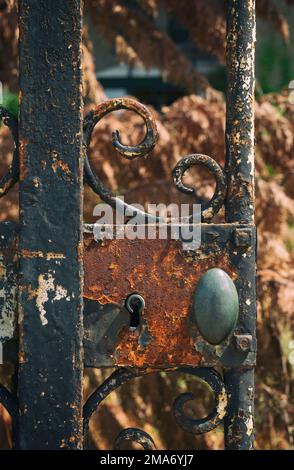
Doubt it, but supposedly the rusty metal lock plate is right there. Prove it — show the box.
[83,224,257,369]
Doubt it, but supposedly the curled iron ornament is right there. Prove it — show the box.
[83,98,159,221]
[172,154,227,222]
[84,98,226,222]
[173,367,227,434]
[83,366,227,449]
[0,107,19,198]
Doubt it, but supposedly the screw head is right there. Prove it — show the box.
[235,334,252,352]
[233,228,252,247]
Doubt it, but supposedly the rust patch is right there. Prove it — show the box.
[84,235,235,367]
[19,249,65,260]
[51,150,72,175]
[19,137,29,181]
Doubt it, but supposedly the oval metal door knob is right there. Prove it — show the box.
[192,268,239,345]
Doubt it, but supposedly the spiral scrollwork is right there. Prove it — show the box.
[172,154,227,222]
[172,367,228,435]
[84,98,226,222]
[83,98,159,221]
[83,366,227,449]
[0,106,19,198]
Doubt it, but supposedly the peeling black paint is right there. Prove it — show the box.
[17,0,84,450]
[225,0,256,224]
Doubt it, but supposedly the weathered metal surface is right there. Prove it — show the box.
[172,154,227,222]
[0,0,256,452]
[225,0,256,224]
[224,0,256,450]
[84,98,226,225]
[0,222,18,343]
[84,97,159,220]
[83,366,227,449]
[224,368,255,449]
[83,224,256,369]
[0,222,256,372]
[18,0,84,449]
[173,367,227,435]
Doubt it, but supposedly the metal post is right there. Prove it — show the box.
[18,0,84,449]
[225,0,256,224]
[224,0,256,450]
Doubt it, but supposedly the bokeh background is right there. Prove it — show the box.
[0,0,294,450]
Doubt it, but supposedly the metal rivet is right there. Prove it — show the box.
[235,334,252,352]
[233,228,252,248]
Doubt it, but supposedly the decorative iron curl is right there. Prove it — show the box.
[173,367,227,435]
[0,107,19,198]
[83,98,159,221]
[172,154,226,221]
[114,428,156,450]
[83,368,143,448]
[83,366,227,449]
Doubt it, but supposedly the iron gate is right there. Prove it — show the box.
[0,0,257,450]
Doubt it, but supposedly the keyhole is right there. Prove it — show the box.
[125,293,145,331]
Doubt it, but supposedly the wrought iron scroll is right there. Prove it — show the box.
[173,367,227,434]
[83,98,159,221]
[83,367,227,449]
[83,97,227,222]
[0,107,19,198]
[172,154,226,222]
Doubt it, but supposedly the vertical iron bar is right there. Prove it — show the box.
[225,0,256,224]
[224,0,256,450]
[18,0,83,449]
[224,368,255,450]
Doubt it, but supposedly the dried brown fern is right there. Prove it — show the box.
[0,0,18,91]
[86,0,219,99]
[164,0,226,63]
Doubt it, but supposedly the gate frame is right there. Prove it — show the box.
[0,0,256,450]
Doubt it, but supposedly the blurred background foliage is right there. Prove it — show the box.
[0,0,294,450]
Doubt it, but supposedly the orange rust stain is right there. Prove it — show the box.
[0,263,5,278]
[77,239,83,264]
[19,249,65,260]
[19,351,26,364]
[83,235,235,368]
[19,249,44,258]
[46,252,66,260]
[51,150,72,174]
[19,138,29,180]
